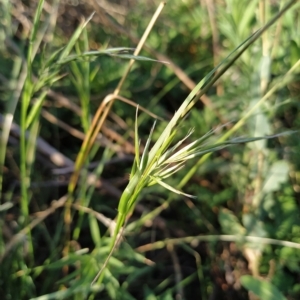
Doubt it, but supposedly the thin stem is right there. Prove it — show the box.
[136,235,300,253]
[68,2,167,196]
[179,58,300,189]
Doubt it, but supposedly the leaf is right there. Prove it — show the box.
[290,40,300,67]
[219,208,246,235]
[29,281,103,300]
[25,91,47,129]
[144,286,157,300]
[109,53,168,64]
[240,275,287,300]
[249,98,271,150]
[58,12,95,62]
[243,213,268,237]
[238,0,259,37]
[89,214,101,248]
[0,202,13,212]
[57,48,166,65]
[262,160,289,194]
[242,213,268,251]
[44,253,88,269]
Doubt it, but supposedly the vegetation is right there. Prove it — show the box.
[0,0,300,299]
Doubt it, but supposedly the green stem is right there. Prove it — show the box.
[179,59,300,189]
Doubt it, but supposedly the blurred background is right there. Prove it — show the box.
[0,0,300,299]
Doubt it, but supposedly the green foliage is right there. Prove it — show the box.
[240,275,287,300]
[1,0,300,299]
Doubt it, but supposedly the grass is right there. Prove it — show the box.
[1,0,300,299]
